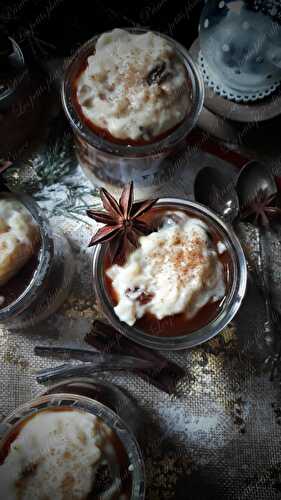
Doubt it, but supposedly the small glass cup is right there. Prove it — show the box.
[93,198,247,350]
[0,390,145,499]
[0,192,74,329]
[62,28,204,189]
[0,38,43,157]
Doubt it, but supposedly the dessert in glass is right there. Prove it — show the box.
[0,37,45,157]
[92,197,247,350]
[62,28,204,188]
[0,390,145,499]
[0,192,74,329]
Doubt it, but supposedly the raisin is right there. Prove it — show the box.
[146,62,167,85]
[138,292,154,305]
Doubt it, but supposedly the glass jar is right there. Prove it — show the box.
[0,389,145,499]
[199,0,281,101]
[0,37,43,157]
[62,28,204,189]
[0,193,74,329]
[92,198,247,350]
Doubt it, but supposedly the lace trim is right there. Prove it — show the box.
[198,51,281,103]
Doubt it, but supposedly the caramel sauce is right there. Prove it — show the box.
[0,243,41,310]
[104,207,233,338]
[0,407,132,499]
[71,49,190,147]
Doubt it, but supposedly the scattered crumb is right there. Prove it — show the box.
[62,295,98,319]
[3,350,29,370]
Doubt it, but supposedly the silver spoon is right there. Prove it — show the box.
[36,359,153,384]
[236,160,278,348]
[236,160,277,212]
[194,166,239,223]
[35,348,155,384]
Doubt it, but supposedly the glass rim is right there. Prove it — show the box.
[0,192,54,320]
[93,198,247,350]
[61,27,204,157]
[0,38,25,104]
[0,392,145,500]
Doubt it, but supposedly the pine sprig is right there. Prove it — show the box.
[29,132,76,188]
[35,182,101,224]
[3,114,77,193]
[2,116,102,224]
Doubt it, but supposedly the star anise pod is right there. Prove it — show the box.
[241,189,281,227]
[86,182,158,260]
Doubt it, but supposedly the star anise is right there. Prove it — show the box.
[241,189,281,227]
[86,182,158,260]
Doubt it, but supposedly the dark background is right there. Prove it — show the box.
[0,0,204,64]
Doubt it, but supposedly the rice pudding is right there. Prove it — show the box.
[0,408,132,500]
[62,29,204,188]
[0,197,40,309]
[105,209,231,337]
[75,29,191,144]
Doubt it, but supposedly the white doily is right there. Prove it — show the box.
[199,50,281,103]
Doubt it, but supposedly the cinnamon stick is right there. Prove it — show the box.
[85,320,185,394]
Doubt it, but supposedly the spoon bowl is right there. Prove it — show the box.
[194,166,239,223]
[236,160,277,211]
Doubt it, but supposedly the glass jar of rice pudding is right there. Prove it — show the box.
[62,28,204,189]
[0,383,145,500]
[93,198,247,350]
[0,192,74,329]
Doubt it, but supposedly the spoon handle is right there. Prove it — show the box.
[258,227,275,347]
[36,359,153,384]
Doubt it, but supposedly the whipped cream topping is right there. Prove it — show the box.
[0,410,126,500]
[107,213,226,326]
[0,198,40,288]
[76,29,190,142]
